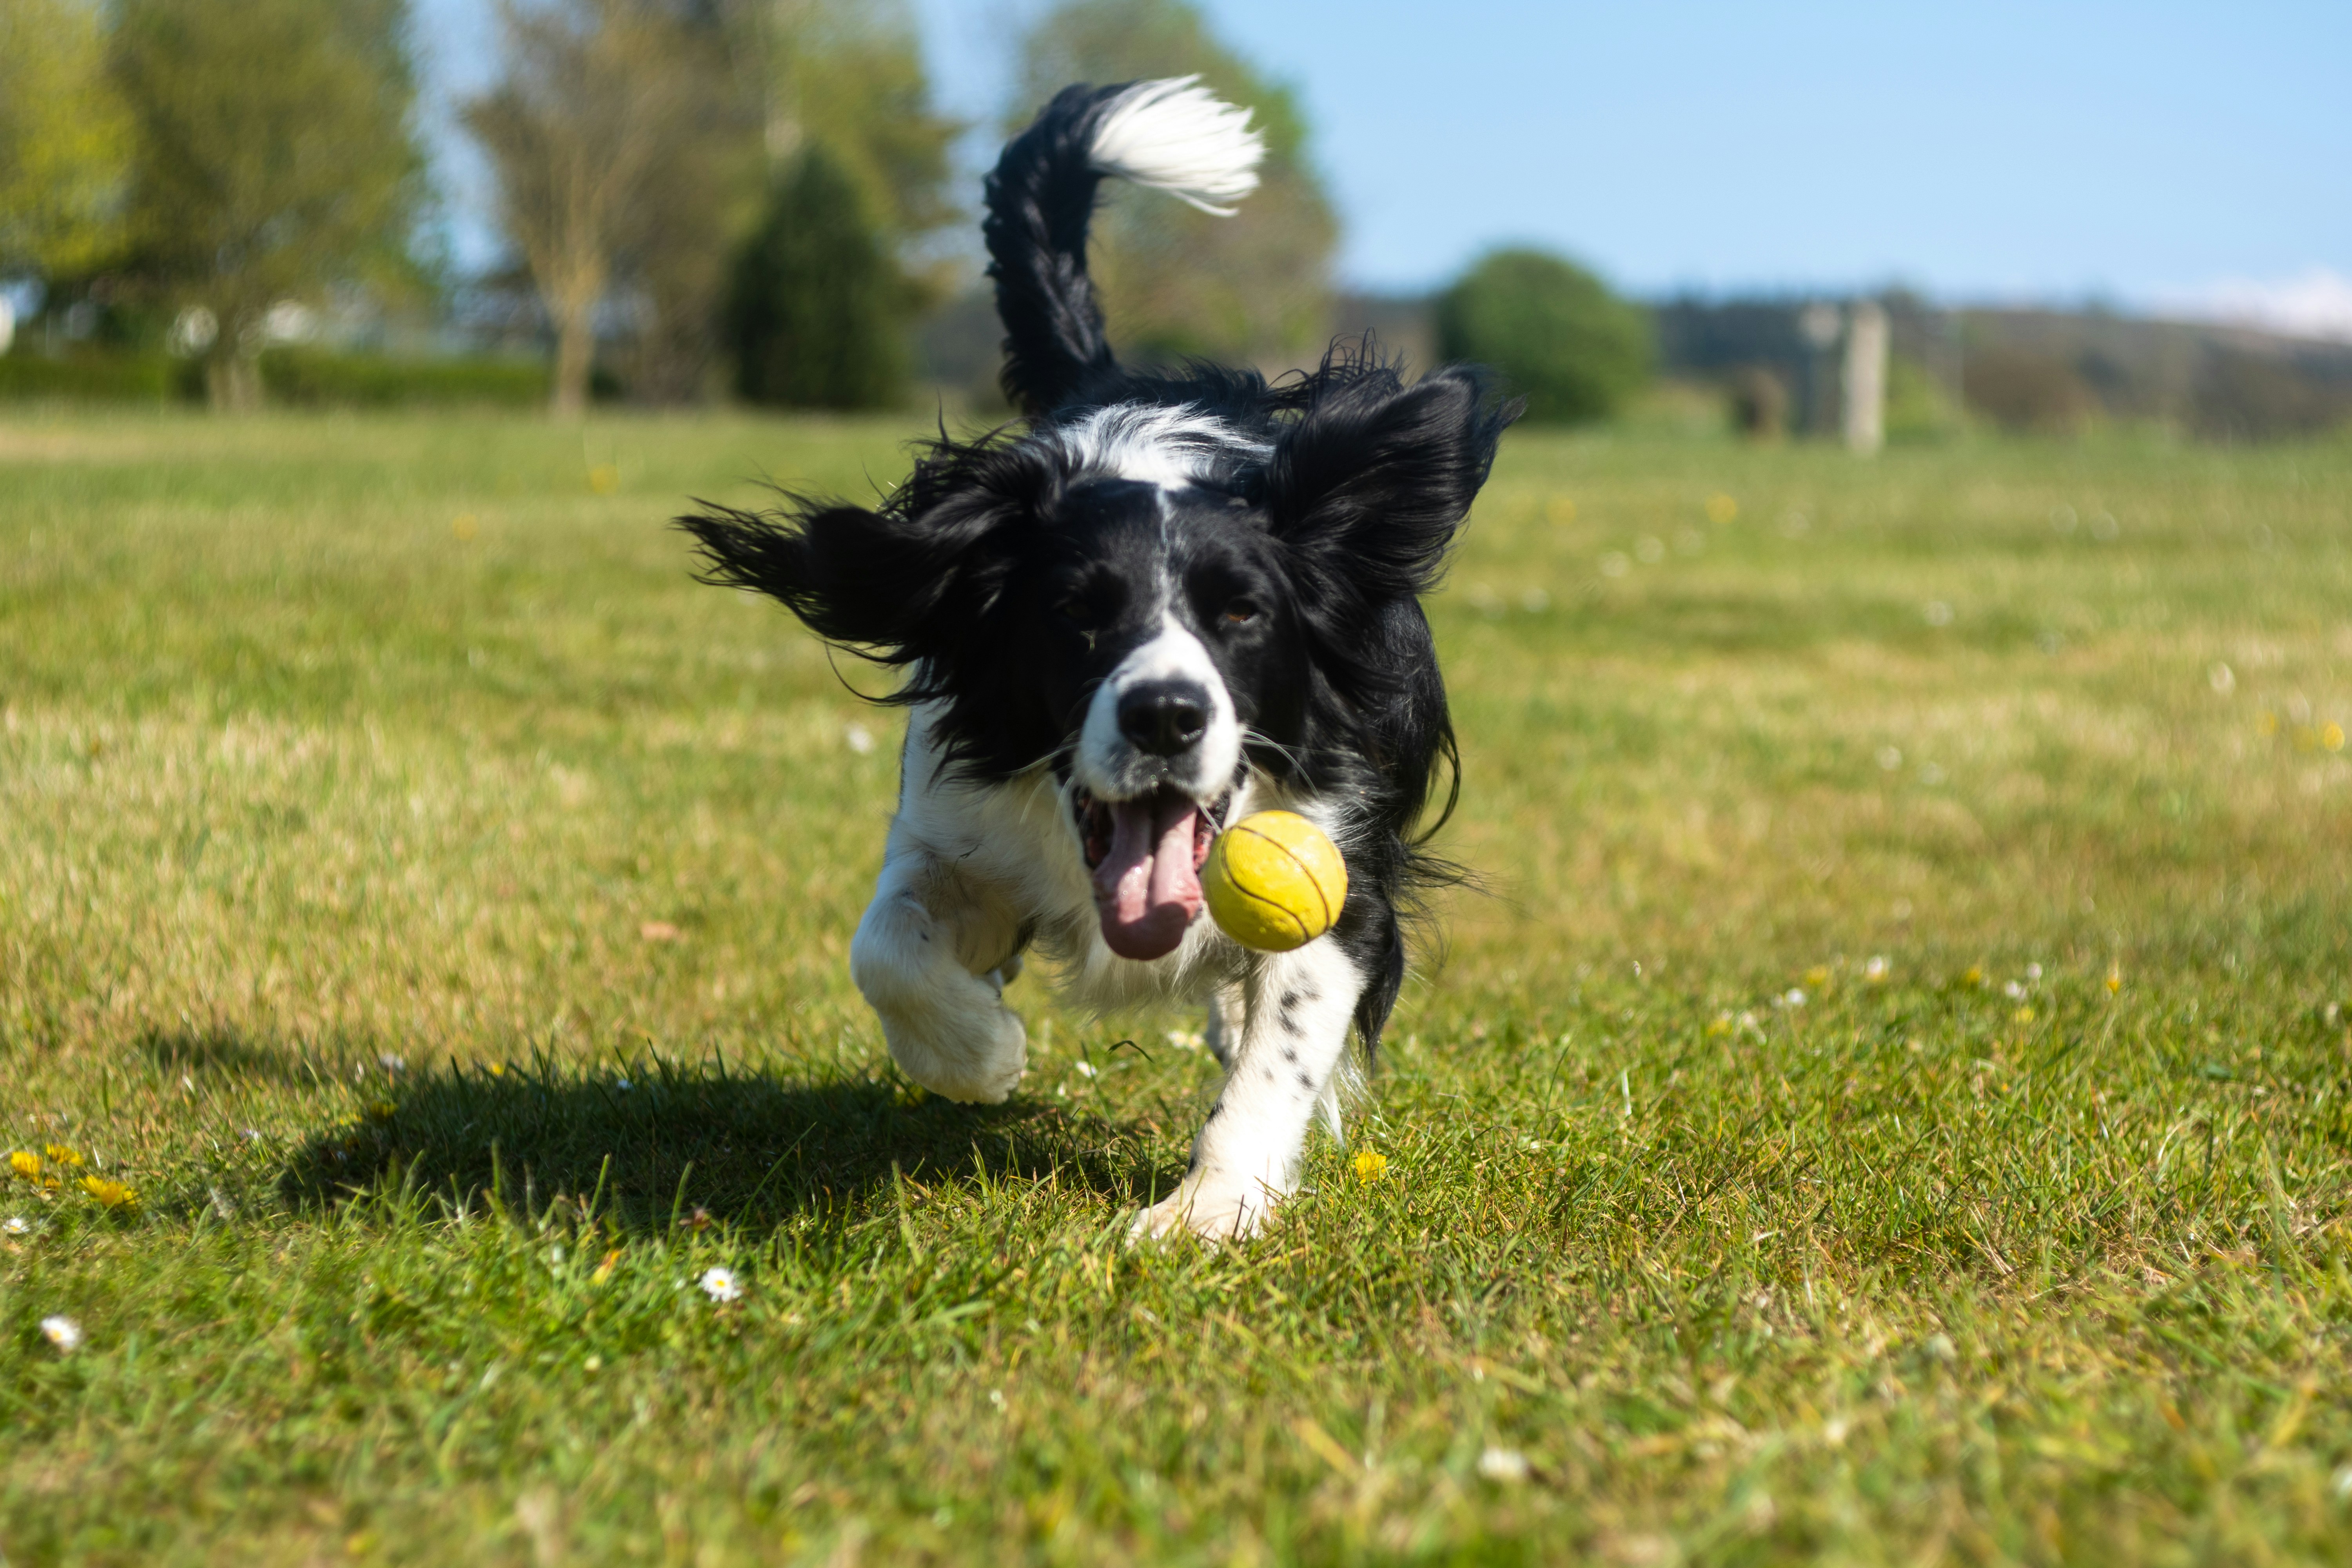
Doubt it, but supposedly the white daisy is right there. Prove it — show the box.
[40,1315,83,1354]
[1477,1447,1530,1482]
[699,1267,743,1303]
[3,1216,29,1236]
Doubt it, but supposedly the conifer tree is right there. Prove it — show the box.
[725,146,909,410]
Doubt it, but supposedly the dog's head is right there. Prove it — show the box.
[681,358,1510,960]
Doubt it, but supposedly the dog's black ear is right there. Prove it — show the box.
[676,498,987,660]
[1261,366,1518,600]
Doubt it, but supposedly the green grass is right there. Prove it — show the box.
[4,407,2352,1565]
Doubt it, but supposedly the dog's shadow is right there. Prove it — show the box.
[279,1054,1181,1232]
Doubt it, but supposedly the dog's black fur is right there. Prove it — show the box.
[679,80,1515,1072]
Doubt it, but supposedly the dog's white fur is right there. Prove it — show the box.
[1076,611,1240,803]
[1087,75,1264,216]
[1049,404,1266,488]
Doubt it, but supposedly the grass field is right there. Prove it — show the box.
[4,407,2351,1565]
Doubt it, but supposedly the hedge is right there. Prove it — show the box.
[0,348,550,407]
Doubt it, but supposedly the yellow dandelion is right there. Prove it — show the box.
[2324,722,2345,752]
[1353,1149,1388,1185]
[1546,496,1577,525]
[2106,965,2122,995]
[8,1151,40,1181]
[588,463,621,495]
[486,1061,507,1077]
[1705,1013,1734,1038]
[591,1247,622,1286]
[1804,965,1831,989]
[44,1144,84,1167]
[452,512,480,541]
[1961,966,1984,987]
[2257,711,2279,737]
[81,1175,138,1210]
[2013,1007,2036,1024]
[1704,493,1739,525]
[367,1102,397,1122]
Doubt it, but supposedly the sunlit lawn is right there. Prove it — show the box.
[3,407,2350,1564]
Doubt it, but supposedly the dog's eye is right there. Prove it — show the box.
[1223,601,1259,626]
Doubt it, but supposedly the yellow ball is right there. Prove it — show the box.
[1201,811,1348,952]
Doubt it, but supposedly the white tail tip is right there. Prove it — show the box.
[1089,75,1264,217]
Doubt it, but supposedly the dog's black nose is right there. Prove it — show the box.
[1118,680,1210,756]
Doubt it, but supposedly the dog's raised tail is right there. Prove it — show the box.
[984,76,1264,417]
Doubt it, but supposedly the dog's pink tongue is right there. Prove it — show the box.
[1091,793,1204,960]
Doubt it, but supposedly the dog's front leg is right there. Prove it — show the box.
[1132,941,1363,1242]
[849,838,1029,1105]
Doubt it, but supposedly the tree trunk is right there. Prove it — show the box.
[205,348,264,413]
[550,298,594,417]
[546,247,605,417]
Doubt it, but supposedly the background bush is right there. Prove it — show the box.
[0,347,551,407]
[1961,343,2097,434]
[1436,247,1650,424]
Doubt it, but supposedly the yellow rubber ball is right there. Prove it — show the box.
[1201,811,1348,952]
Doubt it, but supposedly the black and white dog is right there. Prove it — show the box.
[681,78,1514,1240]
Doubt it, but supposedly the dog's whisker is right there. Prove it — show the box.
[1238,726,1310,772]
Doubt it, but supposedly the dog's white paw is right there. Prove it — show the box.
[877,986,1027,1105]
[1127,1172,1279,1245]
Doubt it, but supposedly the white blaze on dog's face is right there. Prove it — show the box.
[1069,601,1242,962]
[1075,604,1242,802]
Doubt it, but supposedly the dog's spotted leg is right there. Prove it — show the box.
[1132,940,1361,1242]
[849,840,1029,1105]
[1201,982,1245,1069]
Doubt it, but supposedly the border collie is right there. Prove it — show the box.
[680,78,1515,1240]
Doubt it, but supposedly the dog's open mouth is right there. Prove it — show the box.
[1073,783,1227,961]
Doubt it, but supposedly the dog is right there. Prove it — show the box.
[679,77,1514,1240]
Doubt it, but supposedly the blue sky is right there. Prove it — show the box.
[419,0,2352,329]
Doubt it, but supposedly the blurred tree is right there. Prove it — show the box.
[1013,0,1336,371]
[1436,249,1650,425]
[111,0,424,410]
[749,0,959,288]
[604,6,763,405]
[726,145,909,409]
[704,0,952,407]
[465,0,741,414]
[0,0,132,279]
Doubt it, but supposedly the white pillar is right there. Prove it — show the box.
[1843,300,1888,454]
